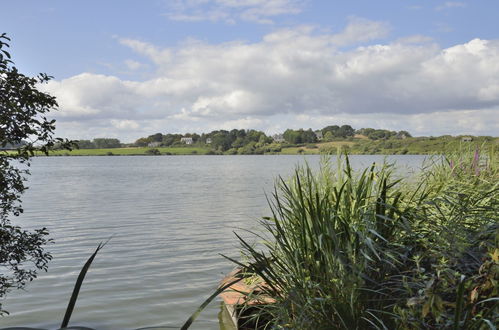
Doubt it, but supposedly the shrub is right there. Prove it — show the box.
[319,145,337,154]
[229,151,498,329]
[145,148,161,155]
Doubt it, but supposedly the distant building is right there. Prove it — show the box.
[314,130,323,140]
[461,136,473,142]
[272,134,285,143]
[395,132,409,140]
[148,142,161,148]
[205,138,212,144]
[180,137,193,145]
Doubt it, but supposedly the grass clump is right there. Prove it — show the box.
[229,149,498,329]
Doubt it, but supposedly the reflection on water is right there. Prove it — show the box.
[1,155,427,329]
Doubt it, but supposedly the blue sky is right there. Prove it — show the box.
[2,1,499,141]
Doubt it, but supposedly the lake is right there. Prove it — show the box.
[1,155,428,329]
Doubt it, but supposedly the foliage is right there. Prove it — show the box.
[109,124,498,156]
[283,128,317,144]
[145,148,161,155]
[0,33,73,315]
[356,128,398,140]
[322,124,355,139]
[228,150,498,329]
[61,242,107,328]
[76,138,122,149]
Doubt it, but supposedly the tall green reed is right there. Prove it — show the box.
[230,152,497,329]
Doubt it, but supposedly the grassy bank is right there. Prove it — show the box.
[37,135,498,156]
[228,149,498,329]
[46,146,210,156]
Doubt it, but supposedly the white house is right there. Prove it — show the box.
[272,134,285,143]
[314,130,323,140]
[206,138,212,144]
[180,137,193,145]
[395,132,409,140]
[147,142,161,147]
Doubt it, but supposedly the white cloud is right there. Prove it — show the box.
[119,39,172,66]
[330,17,390,46]
[165,0,304,24]
[111,119,140,130]
[124,59,146,71]
[218,117,263,130]
[43,22,499,141]
[436,1,466,11]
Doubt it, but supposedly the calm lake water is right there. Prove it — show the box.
[1,155,428,329]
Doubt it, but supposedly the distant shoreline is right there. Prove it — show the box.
[35,136,498,157]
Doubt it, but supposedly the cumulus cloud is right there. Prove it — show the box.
[124,59,146,71]
[330,17,390,46]
[165,0,304,24]
[436,1,466,11]
[42,20,499,141]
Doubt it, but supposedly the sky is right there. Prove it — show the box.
[2,0,499,142]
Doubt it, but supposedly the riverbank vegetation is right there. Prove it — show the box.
[40,134,498,156]
[23,125,489,157]
[227,148,498,329]
[0,33,74,315]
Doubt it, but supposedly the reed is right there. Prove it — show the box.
[229,151,498,329]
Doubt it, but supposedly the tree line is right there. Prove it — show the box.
[75,126,413,151]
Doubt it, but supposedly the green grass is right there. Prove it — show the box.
[349,136,499,155]
[228,149,498,329]
[23,135,499,156]
[45,146,210,156]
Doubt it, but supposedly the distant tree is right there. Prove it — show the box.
[246,129,263,143]
[238,141,257,154]
[302,129,317,143]
[76,140,95,149]
[283,129,302,144]
[1,33,74,314]
[338,125,355,138]
[232,137,245,149]
[324,131,334,142]
[135,137,150,147]
[191,133,200,143]
[356,128,396,140]
[397,130,412,138]
[356,128,375,137]
[148,133,163,143]
[322,125,340,137]
[211,131,232,151]
[93,138,121,148]
[162,134,182,146]
[256,134,268,147]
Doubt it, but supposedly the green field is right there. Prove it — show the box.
[27,135,499,156]
[46,147,210,156]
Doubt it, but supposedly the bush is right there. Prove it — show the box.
[145,148,161,155]
[319,145,337,154]
[229,151,498,329]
